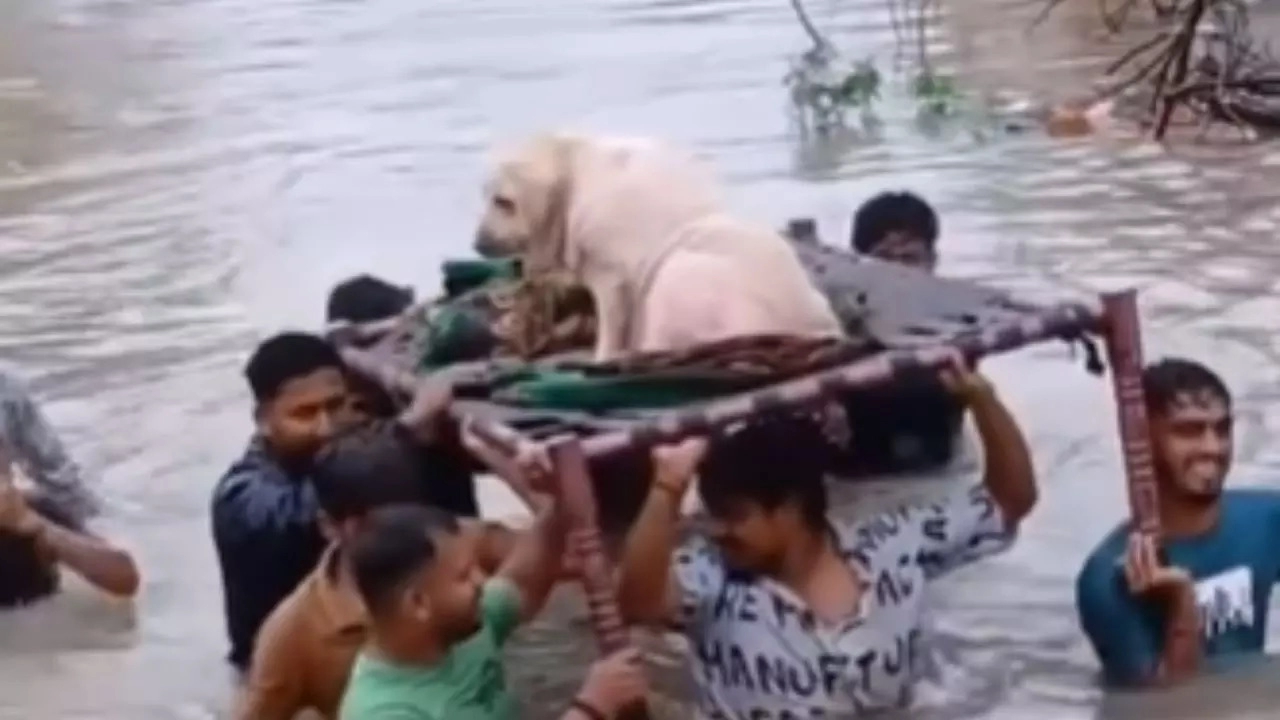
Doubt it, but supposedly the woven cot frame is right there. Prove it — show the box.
[333,288,1156,714]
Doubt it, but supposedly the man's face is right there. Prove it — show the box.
[257,367,355,465]
[395,527,485,644]
[869,232,936,274]
[703,499,792,576]
[1150,390,1233,501]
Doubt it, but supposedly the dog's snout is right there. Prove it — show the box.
[473,230,499,257]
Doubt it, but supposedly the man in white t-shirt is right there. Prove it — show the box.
[617,359,1038,718]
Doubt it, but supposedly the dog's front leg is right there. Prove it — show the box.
[590,277,630,362]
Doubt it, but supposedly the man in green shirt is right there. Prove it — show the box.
[339,502,647,720]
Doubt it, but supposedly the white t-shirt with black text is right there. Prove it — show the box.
[673,483,1013,720]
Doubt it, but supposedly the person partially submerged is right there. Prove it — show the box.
[0,367,135,606]
[0,367,101,523]
[850,190,939,274]
[336,439,568,720]
[239,420,495,720]
[0,466,138,606]
[213,330,518,672]
[1076,358,1276,687]
[617,358,1038,717]
[340,502,647,720]
[212,332,359,671]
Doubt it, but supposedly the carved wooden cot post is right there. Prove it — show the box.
[1101,290,1160,535]
[544,434,652,720]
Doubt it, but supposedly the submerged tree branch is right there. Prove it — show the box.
[1039,0,1280,140]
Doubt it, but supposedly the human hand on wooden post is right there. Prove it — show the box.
[650,437,708,504]
[936,347,994,403]
[543,437,652,720]
[458,418,548,511]
[573,647,650,720]
[397,376,454,444]
[1121,531,1191,597]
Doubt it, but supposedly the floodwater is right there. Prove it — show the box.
[4,0,1280,717]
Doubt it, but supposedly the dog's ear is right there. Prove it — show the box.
[524,136,576,277]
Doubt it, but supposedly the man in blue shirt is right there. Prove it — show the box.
[212,332,357,671]
[1076,357,1279,687]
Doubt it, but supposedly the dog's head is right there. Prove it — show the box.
[474,133,579,276]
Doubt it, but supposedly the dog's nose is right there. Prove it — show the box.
[473,230,498,257]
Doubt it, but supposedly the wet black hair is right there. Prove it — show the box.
[311,421,436,523]
[348,503,460,619]
[1143,357,1232,418]
[244,332,344,405]
[323,276,413,418]
[850,191,939,255]
[698,413,834,530]
[0,492,82,608]
[326,275,415,325]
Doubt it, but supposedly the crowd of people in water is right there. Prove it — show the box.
[0,191,1264,718]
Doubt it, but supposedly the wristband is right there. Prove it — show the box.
[571,698,608,720]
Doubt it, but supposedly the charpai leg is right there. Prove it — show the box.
[1101,289,1160,535]
[546,435,652,720]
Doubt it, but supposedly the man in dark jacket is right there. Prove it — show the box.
[211,332,358,671]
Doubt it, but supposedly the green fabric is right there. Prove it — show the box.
[441,259,520,299]
[420,304,500,370]
[418,256,835,412]
[338,578,522,720]
[491,367,766,412]
[418,259,519,370]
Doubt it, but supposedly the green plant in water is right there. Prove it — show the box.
[785,50,883,132]
[912,69,961,116]
[838,59,882,108]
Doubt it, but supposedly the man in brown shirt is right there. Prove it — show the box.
[236,421,518,720]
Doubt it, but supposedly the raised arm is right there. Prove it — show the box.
[943,361,1037,529]
[495,494,567,623]
[616,438,706,627]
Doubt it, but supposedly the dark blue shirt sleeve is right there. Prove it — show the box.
[211,468,318,544]
[210,460,325,669]
[1076,550,1160,686]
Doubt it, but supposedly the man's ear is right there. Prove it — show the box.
[253,402,272,439]
[404,585,434,623]
[318,510,340,544]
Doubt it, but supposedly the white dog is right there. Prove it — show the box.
[474,132,842,361]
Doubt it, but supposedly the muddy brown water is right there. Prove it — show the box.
[5,0,1280,717]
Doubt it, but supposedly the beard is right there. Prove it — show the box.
[1173,461,1226,501]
